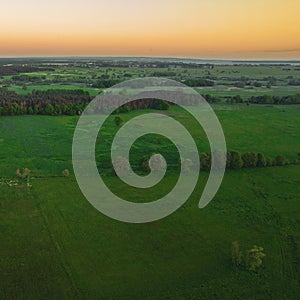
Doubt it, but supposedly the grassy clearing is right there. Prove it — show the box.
[0,104,299,178]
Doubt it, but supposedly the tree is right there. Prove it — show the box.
[242,152,258,168]
[253,81,262,87]
[44,103,55,115]
[256,153,266,167]
[266,157,273,167]
[62,169,70,177]
[246,245,266,271]
[16,168,31,188]
[229,151,243,169]
[114,116,123,127]
[140,155,151,173]
[16,168,31,179]
[226,151,232,169]
[27,106,34,115]
[200,153,211,171]
[275,155,285,166]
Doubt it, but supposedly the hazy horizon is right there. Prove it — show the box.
[0,55,300,62]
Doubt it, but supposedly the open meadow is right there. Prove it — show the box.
[0,59,300,299]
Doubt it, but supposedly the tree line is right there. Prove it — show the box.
[248,94,300,105]
[0,88,170,116]
[0,65,54,76]
[111,151,299,176]
[0,89,91,116]
[225,94,300,105]
[200,151,298,171]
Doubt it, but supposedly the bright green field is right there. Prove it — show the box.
[0,104,299,177]
[0,104,300,299]
[1,166,300,299]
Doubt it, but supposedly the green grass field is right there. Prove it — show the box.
[0,102,300,298]
[1,167,300,299]
[0,104,299,177]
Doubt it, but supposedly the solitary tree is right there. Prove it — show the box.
[246,245,266,271]
[62,169,70,177]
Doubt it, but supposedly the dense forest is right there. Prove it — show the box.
[0,89,91,116]
[0,88,170,116]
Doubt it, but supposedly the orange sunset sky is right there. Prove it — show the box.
[1,0,300,59]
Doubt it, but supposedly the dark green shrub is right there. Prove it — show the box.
[242,152,258,168]
[114,116,123,127]
[246,246,266,271]
[200,153,211,171]
[275,155,285,166]
[266,157,273,167]
[229,151,243,169]
[256,153,266,167]
[140,155,151,173]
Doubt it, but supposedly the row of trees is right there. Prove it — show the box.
[248,94,300,105]
[225,94,300,105]
[110,151,297,176]
[201,151,292,171]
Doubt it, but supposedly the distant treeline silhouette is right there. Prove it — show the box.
[0,65,54,76]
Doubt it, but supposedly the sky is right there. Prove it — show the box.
[1,0,300,59]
